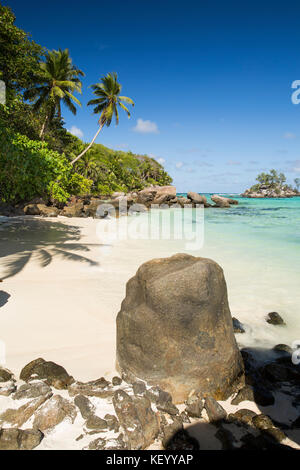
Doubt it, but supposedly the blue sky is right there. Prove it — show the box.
[5,0,300,192]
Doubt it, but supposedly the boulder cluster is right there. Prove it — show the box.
[0,186,239,218]
[1,346,299,450]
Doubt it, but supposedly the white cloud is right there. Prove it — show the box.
[133,118,159,134]
[157,157,166,165]
[283,132,296,139]
[68,126,83,138]
[175,162,184,169]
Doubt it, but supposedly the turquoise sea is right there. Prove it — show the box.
[181,194,300,354]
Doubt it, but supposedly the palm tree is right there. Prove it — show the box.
[24,49,84,139]
[74,153,100,180]
[71,72,134,165]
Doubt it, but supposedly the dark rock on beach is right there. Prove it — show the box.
[20,358,74,389]
[232,317,246,334]
[0,428,44,450]
[116,253,244,403]
[112,389,159,450]
[185,395,204,418]
[0,367,13,382]
[266,311,286,325]
[204,397,227,423]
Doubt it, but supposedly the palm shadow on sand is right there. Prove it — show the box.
[0,217,108,279]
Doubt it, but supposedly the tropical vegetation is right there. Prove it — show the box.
[0,3,172,205]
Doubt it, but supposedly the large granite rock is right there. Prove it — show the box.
[116,253,244,403]
[211,195,238,208]
[136,186,176,207]
[0,428,43,450]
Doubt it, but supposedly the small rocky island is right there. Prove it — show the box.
[242,170,299,198]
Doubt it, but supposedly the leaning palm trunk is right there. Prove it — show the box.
[39,115,48,140]
[71,122,104,165]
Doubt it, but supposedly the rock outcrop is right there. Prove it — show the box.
[211,195,238,207]
[242,185,298,198]
[116,253,244,403]
[20,358,74,389]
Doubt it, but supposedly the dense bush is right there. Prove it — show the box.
[0,124,92,203]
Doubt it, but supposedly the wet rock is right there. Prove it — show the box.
[266,312,286,325]
[231,385,255,405]
[292,416,300,429]
[85,414,107,430]
[273,344,293,354]
[117,253,244,403]
[20,358,74,389]
[33,395,77,431]
[253,386,275,406]
[74,394,95,419]
[261,363,291,383]
[68,377,112,398]
[113,389,159,449]
[0,367,13,382]
[232,317,245,334]
[13,380,52,400]
[185,395,203,418]
[0,428,43,450]
[112,376,122,386]
[204,397,227,423]
[0,393,51,427]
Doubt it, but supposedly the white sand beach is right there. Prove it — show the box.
[1,213,300,450]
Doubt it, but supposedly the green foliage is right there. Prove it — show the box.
[24,48,84,138]
[73,144,172,194]
[88,72,134,126]
[0,123,91,203]
[294,178,300,191]
[252,169,287,189]
[0,4,172,205]
[0,3,44,94]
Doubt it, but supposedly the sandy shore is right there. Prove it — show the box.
[0,215,185,381]
[1,214,300,449]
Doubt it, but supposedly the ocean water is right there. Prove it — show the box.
[113,194,300,356]
[178,194,300,353]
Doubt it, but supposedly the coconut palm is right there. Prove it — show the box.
[24,48,84,139]
[74,153,100,180]
[71,72,134,165]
